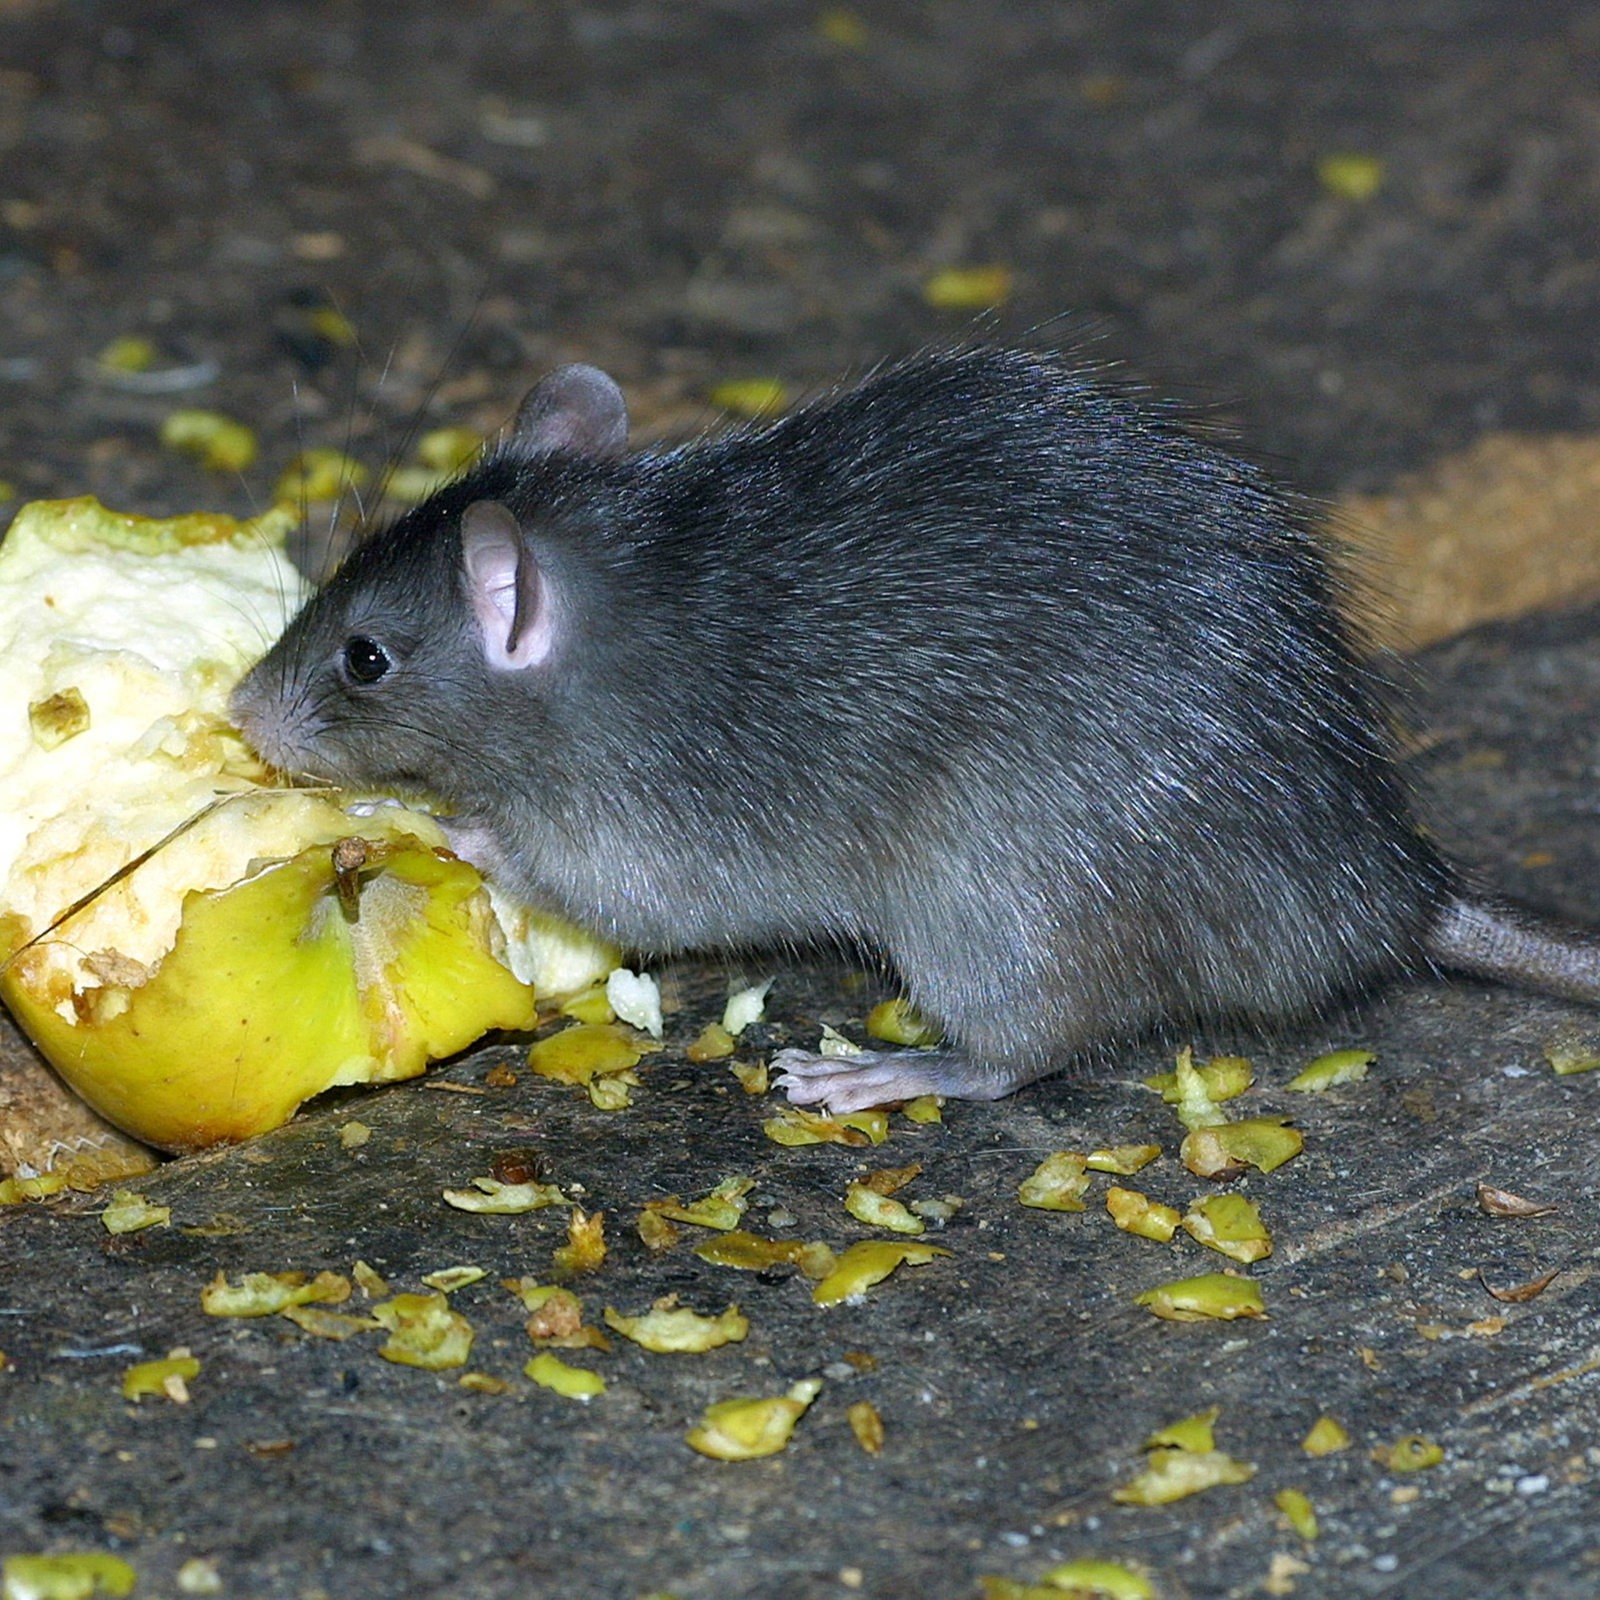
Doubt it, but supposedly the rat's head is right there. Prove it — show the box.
[229,363,630,806]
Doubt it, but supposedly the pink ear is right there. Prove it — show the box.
[460,501,555,670]
[508,364,629,459]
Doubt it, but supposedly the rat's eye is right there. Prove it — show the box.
[341,635,393,686]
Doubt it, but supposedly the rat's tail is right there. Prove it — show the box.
[1428,894,1600,1004]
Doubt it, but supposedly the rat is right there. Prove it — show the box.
[230,346,1600,1112]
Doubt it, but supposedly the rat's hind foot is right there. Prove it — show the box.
[772,1046,1026,1113]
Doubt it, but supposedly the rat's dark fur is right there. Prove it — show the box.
[232,347,1600,1109]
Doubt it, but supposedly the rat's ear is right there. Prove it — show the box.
[460,500,556,671]
[508,363,629,460]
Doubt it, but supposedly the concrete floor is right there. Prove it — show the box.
[2,3,1600,1595]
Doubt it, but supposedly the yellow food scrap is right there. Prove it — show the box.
[306,305,358,347]
[816,7,868,50]
[923,264,1013,310]
[551,1207,607,1277]
[978,1580,1064,1600]
[1,1552,138,1598]
[458,1372,512,1395]
[685,1376,822,1460]
[1285,1048,1374,1091]
[1106,1186,1181,1243]
[0,1172,70,1205]
[96,335,157,373]
[411,426,481,474]
[280,1304,380,1340]
[687,1021,737,1061]
[27,687,89,751]
[637,1209,679,1252]
[763,1106,889,1147]
[1112,1446,1256,1505]
[1264,1553,1310,1595]
[352,1259,389,1297]
[847,1399,885,1455]
[1169,1045,1229,1130]
[1373,1435,1443,1473]
[1146,1049,1252,1112]
[275,446,367,504]
[10,1137,157,1201]
[908,1199,959,1236]
[1181,1118,1303,1178]
[1144,1406,1220,1453]
[1544,1039,1600,1076]
[1317,152,1385,202]
[865,997,943,1046]
[603,1299,749,1353]
[1086,1144,1160,1175]
[508,1278,571,1313]
[1181,1193,1272,1263]
[441,1176,568,1214]
[859,1162,922,1195]
[1275,1487,1319,1541]
[337,1119,372,1150]
[375,430,483,499]
[121,1350,200,1402]
[606,967,663,1037]
[588,1073,633,1110]
[371,1291,474,1369]
[200,1269,350,1318]
[557,981,614,1024]
[1134,1271,1265,1322]
[694,1230,839,1281]
[524,1350,606,1399]
[709,379,791,417]
[1041,1560,1154,1599]
[641,1175,755,1232]
[514,1284,609,1351]
[1301,1414,1351,1456]
[420,1266,485,1293]
[812,1240,951,1306]
[1018,1152,1090,1212]
[722,978,773,1035]
[902,1094,944,1124]
[1151,1046,1250,1130]
[506,1277,561,1311]
[528,1020,649,1084]
[978,1559,1155,1599]
[100,1189,170,1234]
[844,1180,925,1235]
[159,409,260,474]
[730,1059,770,1095]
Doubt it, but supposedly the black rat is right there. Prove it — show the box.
[230,346,1600,1111]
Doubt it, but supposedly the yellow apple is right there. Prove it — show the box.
[0,497,612,1152]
